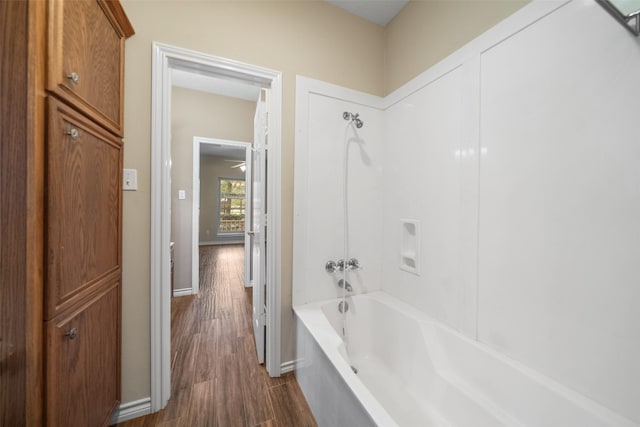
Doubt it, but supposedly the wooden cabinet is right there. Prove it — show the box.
[45,284,120,427]
[0,1,134,426]
[46,98,122,319]
[48,0,128,135]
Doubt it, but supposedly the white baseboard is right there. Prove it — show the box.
[111,397,151,424]
[172,288,193,297]
[280,359,297,374]
[199,240,244,246]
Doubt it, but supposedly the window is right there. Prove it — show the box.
[218,178,245,234]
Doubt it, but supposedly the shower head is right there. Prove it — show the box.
[343,111,364,129]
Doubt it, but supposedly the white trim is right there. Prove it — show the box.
[172,288,194,297]
[198,240,244,246]
[265,72,283,377]
[280,359,298,374]
[150,43,172,412]
[110,397,152,424]
[151,42,283,413]
[193,136,252,295]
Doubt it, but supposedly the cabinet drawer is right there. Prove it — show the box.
[48,0,130,136]
[46,98,122,319]
[46,283,120,427]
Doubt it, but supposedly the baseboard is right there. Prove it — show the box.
[173,288,193,297]
[280,359,297,374]
[199,240,244,246]
[111,397,151,425]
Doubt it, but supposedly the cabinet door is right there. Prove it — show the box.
[46,98,122,319]
[46,283,120,427]
[47,0,126,135]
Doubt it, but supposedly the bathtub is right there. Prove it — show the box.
[294,291,636,427]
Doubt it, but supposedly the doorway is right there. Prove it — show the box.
[151,42,283,411]
[192,138,253,296]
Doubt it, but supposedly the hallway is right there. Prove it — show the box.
[116,245,316,427]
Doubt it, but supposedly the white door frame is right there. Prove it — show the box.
[192,137,253,294]
[151,42,282,411]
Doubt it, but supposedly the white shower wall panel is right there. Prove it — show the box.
[478,1,640,423]
[381,66,478,337]
[296,92,384,304]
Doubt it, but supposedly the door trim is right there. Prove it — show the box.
[151,42,282,411]
[192,137,253,294]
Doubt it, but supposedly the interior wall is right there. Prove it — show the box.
[383,0,530,94]
[121,1,385,402]
[199,156,246,246]
[170,87,253,294]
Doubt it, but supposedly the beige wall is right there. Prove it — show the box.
[199,157,247,245]
[170,87,254,292]
[120,0,528,404]
[121,0,385,402]
[384,0,530,93]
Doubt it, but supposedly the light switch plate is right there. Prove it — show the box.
[123,168,138,191]
[178,190,186,200]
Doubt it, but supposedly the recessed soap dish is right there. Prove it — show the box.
[400,219,420,275]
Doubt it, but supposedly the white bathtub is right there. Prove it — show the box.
[294,291,636,427]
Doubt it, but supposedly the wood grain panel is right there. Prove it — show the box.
[187,380,217,427]
[270,382,316,427]
[238,334,273,426]
[45,98,122,319]
[48,0,127,135]
[0,1,29,424]
[46,283,120,427]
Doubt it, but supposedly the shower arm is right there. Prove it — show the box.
[596,0,640,36]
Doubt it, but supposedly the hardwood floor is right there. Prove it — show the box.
[114,245,316,427]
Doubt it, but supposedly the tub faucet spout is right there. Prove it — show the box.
[338,279,352,292]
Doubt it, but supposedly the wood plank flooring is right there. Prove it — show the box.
[114,245,316,427]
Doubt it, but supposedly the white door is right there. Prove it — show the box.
[251,90,268,363]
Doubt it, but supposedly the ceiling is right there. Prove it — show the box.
[171,68,261,102]
[200,143,246,160]
[326,0,409,26]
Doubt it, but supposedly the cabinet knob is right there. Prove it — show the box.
[66,128,79,140]
[66,72,79,84]
[64,328,79,340]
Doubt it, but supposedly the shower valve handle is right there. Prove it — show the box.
[325,259,346,273]
[346,258,361,271]
[325,260,339,273]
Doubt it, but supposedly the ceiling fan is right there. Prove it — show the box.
[224,159,246,171]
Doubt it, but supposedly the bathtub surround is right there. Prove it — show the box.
[294,0,640,425]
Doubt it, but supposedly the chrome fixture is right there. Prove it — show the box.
[343,111,364,128]
[325,258,361,273]
[597,0,640,36]
[325,259,345,273]
[338,300,349,313]
[346,258,361,271]
[325,260,339,273]
[338,279,353,292]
